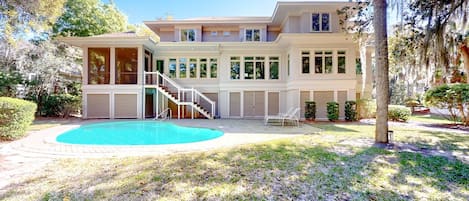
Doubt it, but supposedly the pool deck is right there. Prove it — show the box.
[0,119,320,189]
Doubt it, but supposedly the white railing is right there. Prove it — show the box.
[144,71,215,119]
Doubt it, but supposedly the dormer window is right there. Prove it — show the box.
[180,29,196,42]
[245,29,260,41]
[311,13,330,32]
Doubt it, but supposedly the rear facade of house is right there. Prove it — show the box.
[64,1,373,120]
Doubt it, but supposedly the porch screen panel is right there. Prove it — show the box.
[114,94,138,118]
[88,48,110,84]
[268,92,279,115]
[338,91,347,119]
[115,48,138,84]
[314,91,334,119]
[229,92,241,117]
[87,94,110,118]
[300,91,310,119]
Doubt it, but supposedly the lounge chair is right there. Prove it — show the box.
[283,107,300,127]
[264,107,300,126]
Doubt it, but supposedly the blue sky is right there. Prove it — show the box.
[104,0,345,24]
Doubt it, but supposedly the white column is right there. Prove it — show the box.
[110,47,116,85]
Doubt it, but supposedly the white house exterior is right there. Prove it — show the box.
[62,1,373,120]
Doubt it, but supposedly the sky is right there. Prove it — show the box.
[104,0,346,24]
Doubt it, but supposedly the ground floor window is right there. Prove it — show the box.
[230,56,279,80]
[302,50,347,75]
[230,57,241,80]
[115,48,138,84]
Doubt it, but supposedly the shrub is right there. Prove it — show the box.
[304,101,316,120]
[356,99,376,119]
[345,101,357,121]
[0,97,37,140]
[388,105,411,122]
[425,83,469,125]
[327,102,339,121]
[40,94,81,117]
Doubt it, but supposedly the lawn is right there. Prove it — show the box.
[410,114,457,124]
[1,122,468,200]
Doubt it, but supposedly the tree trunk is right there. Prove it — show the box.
[460,42,469,83]
[373,0,389,143]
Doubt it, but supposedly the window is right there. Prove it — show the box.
[230,57,240,80]
[179,58,187,78]
[210,58,217,78]
[211,31,218,36]
[269,57,279,79]
[244,57,254,79]
[312,13,330,32]
[200,58,207,78]
[169,58,176,78]
[245,29,260,41]
[338,51,346,74]
[302,51,310,74]
[315,50,334,74]
[88,48,110,84]
[244,56,265,79]
[180,29,196,41]
[255,57,265,79]
[115,48,138,84]
[223,31,231,36]
[356,58,362,74]
[189,58,197,78]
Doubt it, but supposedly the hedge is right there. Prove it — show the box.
[304,101,316,120]
[40,94,81,117]
[345,101,357,121]
[327,102,339,121]
[357,99,376,119]
[388,105,411,122]
[0,97,37,140]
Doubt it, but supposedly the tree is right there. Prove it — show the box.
[53,0,128,37]
[374,0,389,143]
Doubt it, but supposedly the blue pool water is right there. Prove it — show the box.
[56,121,223,145]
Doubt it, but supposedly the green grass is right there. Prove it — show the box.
[1,122,468,201]
[410,114,456,124]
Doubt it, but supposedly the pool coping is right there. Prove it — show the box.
[2,119,322,158]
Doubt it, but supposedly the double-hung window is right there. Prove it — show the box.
[315,51,333,74]
[311,13,330,32]
[180,29,196,42]
[245,29,260,41]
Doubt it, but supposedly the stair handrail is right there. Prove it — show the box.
[156,108,172,120]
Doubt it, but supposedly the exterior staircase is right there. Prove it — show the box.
[144,71,215,119]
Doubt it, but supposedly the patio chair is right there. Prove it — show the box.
[283,107,300,127]
[264,107,299,126]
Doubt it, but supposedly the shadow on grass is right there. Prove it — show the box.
[1,138,468,200]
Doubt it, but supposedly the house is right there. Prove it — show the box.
[62,1,373,120]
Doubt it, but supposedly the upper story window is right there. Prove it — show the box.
[231,57,241,80]
[315,51,333,74]
[245,29,260,41]
[180,29,196,42]
[302,51,310,74]
[338,51,346,74]
[269,57,279,80]
[312,13,330,32]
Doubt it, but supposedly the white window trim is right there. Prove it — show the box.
[310,13,331,32]
[179,29,196,42]
[244,28,262,42]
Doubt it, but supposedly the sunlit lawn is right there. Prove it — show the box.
[410,114,457,124]
[1,122,468,200]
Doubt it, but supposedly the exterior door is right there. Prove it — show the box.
[243,91,265,118]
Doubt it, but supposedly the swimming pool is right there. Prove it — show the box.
[56,121,223,145]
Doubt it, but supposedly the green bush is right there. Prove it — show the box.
[388,105,411,122]
[0,97,37,140]
[304,101,316,120]
[345,101,357,121]
[425,83,469,125]
[327,102,339,121]
[40,94,81,117]
[357,99,376,119]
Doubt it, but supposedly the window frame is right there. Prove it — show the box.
[311,13,331,32]
[244,28,261,42]
[180,29,196,42]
